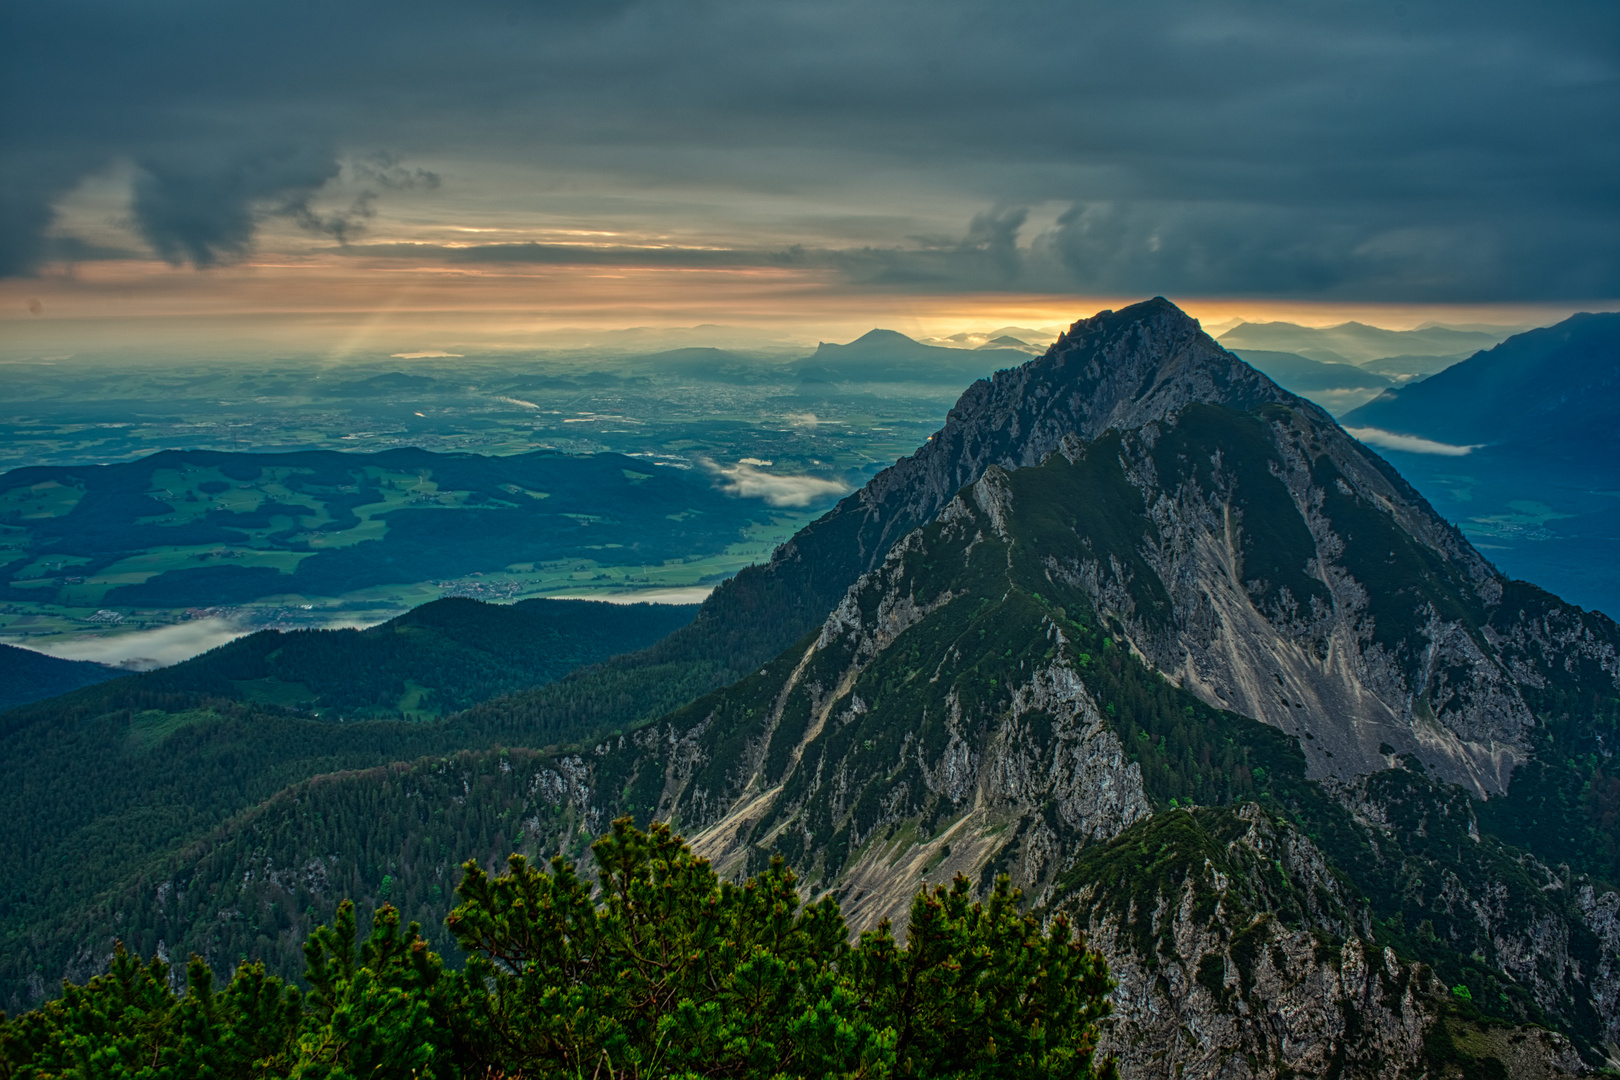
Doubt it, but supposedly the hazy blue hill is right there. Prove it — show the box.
[979,334,1031,349]
[792,328,1029,384]
[1338,312,1620,615]
[0,642,119,710]
[1228,349,1391,391]
[1341,311,1620,449]
[1218,319,1504,365]
[1359,353,1471,380]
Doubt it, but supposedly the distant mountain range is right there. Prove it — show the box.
[943,325,1056,350]
[1217,319,1509,366]
[1343,312,1620,452]
[1227,348,1393,392]
[6,299,1616,1077]
[1340,311,1620,617]
[1210,320,1522,419]
[792,328,1032,385]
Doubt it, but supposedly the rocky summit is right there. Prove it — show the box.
[44,299,1620,1077]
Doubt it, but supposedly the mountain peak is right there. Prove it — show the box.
[934,295,1289,454]
[812,328,924,353]
[754,297,1540,791]
[574,294,1620,1063]
[749,298,1307,644]
[849,328,918,346]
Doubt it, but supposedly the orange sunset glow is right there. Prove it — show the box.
[5,251,1605,362]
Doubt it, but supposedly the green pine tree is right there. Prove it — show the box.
[0,819,1116,1079]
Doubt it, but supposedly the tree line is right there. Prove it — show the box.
[0,820,1116,1080]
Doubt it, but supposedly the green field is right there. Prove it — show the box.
[0,336,994,661]
[0,447,827,660]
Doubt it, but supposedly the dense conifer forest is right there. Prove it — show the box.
[0,561,854,1007]
[0,821,1116,1079]
[0,644,118,712]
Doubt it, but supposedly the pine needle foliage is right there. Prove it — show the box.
[0,819,1115,1080]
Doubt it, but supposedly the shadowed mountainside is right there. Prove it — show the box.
[1341,311,1620,617]
[0,642,119,711]
[1343,312,1620,453]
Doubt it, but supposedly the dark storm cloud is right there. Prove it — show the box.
[960,208,1029,283]
[131,146,345,266]
[349,153,441,193]
[0,150,105,277]
[128,147,437,265]
[2,0,1616,299]
[344,241,798,268]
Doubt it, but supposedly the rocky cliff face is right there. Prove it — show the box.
[1048,399,1618,797]
[442,398,1611,1066]
[672,475,1158,931]
[1053,806,1588,1079]
[615,298,1620,1071]
[744,298,1617,797]
[1057,805,1425,1078]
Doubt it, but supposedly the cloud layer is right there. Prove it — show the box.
[3,0,1616,300]
[1344,427,1482,457]
[26,618,250,669]
[708,461,851,507]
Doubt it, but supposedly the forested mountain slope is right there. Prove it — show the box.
[0,642,118,710]
[1342,312,1620,452]
[10,300,1619,1077]
[17,596,698,723]
[1337,311,1620,619]
[0,598,693,1006]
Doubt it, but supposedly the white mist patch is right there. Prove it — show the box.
[548,587,715,605]
[27,618,251,670]
[493,395,540,409]
[1308,388,1388,417]
[391,351,463,359]
[707,461,849,507]
[1345,427,1482,456]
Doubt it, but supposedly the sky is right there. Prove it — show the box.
[2,0,1617,350]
